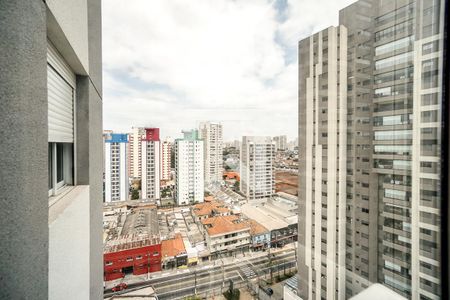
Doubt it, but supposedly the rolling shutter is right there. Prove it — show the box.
[47,41,76,143]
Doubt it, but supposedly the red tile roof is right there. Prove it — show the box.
[201,215,250,236]
[161,234,186,258]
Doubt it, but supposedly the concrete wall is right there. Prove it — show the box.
[0,1,48,299]
[0,0,103,299]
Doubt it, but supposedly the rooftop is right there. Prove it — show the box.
[201,215,250,236]
[161,234,186,258]
[192,200,230,217]
[248,219,269,235]
[121,207,160,236]
[104,234,161,254]
[241,200,297,231]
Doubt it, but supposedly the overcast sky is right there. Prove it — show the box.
[102,0,355,141]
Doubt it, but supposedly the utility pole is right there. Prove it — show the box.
[147,250,150,280]
[194,269,197,295]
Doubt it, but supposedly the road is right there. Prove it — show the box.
[104,248,296,299]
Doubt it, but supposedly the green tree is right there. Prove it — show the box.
[131,189,139,200]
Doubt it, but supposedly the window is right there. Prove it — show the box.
[48,142,73,196]
[375,36,413,56]
[375,52,413,70]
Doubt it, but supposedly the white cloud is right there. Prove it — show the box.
[102,0,355,140]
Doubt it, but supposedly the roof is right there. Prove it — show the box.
[192,200,230,217]
[161,234,186,258]
[104,234,161,254]
[121,207,160,236]
[105,133,128,143]
[350,283,406,300]
[241,202,294,231]
[204,196,215,202]
[201,215,250,236]
[248,219,269,235]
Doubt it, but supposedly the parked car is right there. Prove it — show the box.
[112,283,128,292]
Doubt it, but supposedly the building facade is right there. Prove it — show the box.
[0,1,103,299]
[141,128,161,200]
[240,136,275,201]
[160,139,172,181]
[104,237,162,281]
[273,135,288,151]
[201,215,251,258]
[298,0,447,299]
[199,122,223,184]
[104,133,129,202]
[175,130,204,205]
[128,127,145,179]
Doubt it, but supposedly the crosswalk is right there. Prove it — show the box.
[239,264,256,279]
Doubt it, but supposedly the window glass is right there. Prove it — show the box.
[375,36,413,56]
[48,143,53,190]
[57,143,64,183]
[375,52,413,70]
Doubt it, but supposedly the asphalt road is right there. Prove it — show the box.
[104,249,296,299]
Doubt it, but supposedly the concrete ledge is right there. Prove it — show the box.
[49,185,90,300]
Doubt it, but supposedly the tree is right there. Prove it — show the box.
[131,189,139,200]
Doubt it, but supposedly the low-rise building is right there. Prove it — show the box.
[161,234,187,269]
[191,199,231,222]
[241,199,298,248]
[103,235,161,281]
[248,219,270,250]
[201,215,251,258]
[103,205,161,280]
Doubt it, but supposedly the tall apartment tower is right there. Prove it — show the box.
[128,127,145,179]
[240,136,275,201]
[199,122,223,183]
[298,25,348,300]
[298,0,447,299]
[104,133,129,202]
[160,139,172,181]
[0,1,103,299]
[141,128,161,200]
[273,135,288,151]
[175,130,204,205]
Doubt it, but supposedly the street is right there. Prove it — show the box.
[104,247,296,299]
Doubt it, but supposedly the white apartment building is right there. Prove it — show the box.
[160,139,171,181]
[199,122,223,183]
[141,128,161,200]
[240,136,275,201]
[273,135,287,151]
[175,130,204,205]
[128,127,144,179]
[104,133,129,202]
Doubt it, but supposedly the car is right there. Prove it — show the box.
[112,283,128,292]
[264,287,274,296]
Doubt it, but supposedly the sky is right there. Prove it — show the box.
[102,0,355,141]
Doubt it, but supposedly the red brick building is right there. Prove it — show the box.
[104,236,161,281]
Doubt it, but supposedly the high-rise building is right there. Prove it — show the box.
[160,139,172,181]
[104,133,129,202]
[141,128,161,200]
[199,122,223,183]
[0,1,103,299]
[298,25,349,300]
[128,127,145,179]
[298,0,447,299]
[175,130,204,205]
[273,135,288,151]
[240,136,275,201]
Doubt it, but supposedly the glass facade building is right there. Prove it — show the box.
[298,0,447,299]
